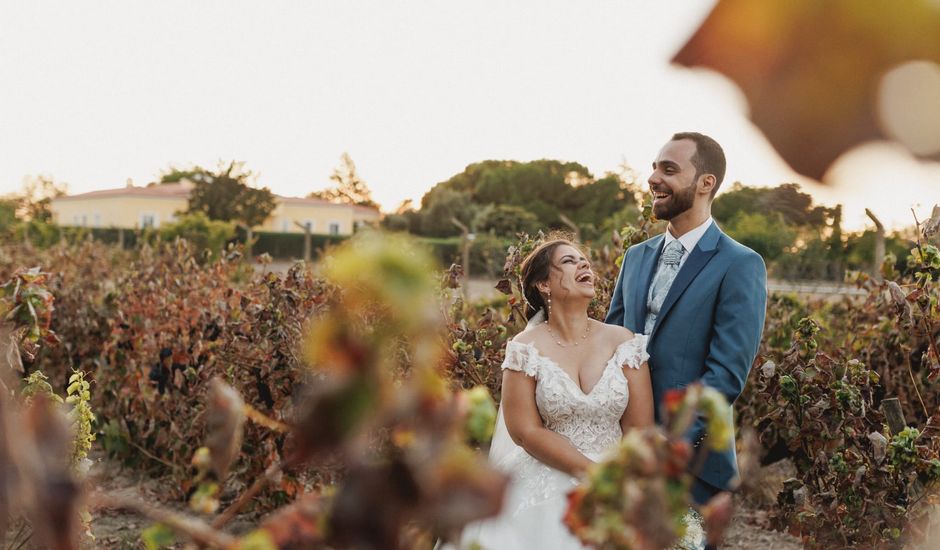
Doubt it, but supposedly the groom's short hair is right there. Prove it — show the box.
[672,132,726,198]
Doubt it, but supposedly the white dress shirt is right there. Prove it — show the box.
[662,217,714,269]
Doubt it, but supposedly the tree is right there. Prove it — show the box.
[185,162,276,228]
[394,199,414,215]
[713,182,830,227]
[414,160,635,238]
[18,175,67,222]
[0,199,17,232]
[711,183,761,224]
[474,205,540,237]
[419,189,478,237]
[713,182,851,279]
[308,153,378,208]
[381,200,420,233]
[156,168,203,185]
[566,173,637,239]
[843,229,911,274]
[825,204,845,279]
[157,212,236,259]
[723,211,795,262]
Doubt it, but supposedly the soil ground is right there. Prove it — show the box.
[85,452,802,549]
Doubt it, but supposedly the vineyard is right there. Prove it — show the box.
[1,209,939,549]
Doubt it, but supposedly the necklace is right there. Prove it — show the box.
[544,319,591,347]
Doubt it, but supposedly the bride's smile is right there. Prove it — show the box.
[539,244,596,303]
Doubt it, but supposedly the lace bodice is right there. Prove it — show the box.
[502,335,649,454]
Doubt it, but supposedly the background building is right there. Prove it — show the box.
[50,181,380,235]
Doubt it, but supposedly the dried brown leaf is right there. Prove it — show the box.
[17,396,82,550]
[205,378,246,481]
[250,492,328,548]
[868,431,888,464]
[922,204,940,239]
[701,492,734,547]
[886,281,914,325]
[0,323,23,375]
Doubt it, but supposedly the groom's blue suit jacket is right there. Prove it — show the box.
[605,222,767,492]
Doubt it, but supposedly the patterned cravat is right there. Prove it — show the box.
[645,239,686,334]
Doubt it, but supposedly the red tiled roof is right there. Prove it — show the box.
[278,196,380,215]
[54,184,382,216]
[54,183,191,201]
[279,196,353,208]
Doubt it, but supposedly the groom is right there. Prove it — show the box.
[605,132,767,545]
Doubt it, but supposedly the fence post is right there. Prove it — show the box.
[865,209,885,279]
[451,217,473,302]
[881,397,924,497]
[881,397,906,434]
[236,223,254,261]
[294,221,312,263]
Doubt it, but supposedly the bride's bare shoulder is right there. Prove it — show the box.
[511,324,544,345]
[595,321,635,345]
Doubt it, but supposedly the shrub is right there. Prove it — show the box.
[156,212,236,258]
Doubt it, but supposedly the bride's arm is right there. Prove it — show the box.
[621,362,654,432]
[501,369,593,476]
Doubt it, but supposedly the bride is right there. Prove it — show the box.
[455,238,656,549]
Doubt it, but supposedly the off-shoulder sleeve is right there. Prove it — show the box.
[613,334,649,370]
[501,341,540,378]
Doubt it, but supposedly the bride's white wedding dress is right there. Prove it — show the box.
[454,334,673,550]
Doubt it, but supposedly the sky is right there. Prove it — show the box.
[1,1,938,230]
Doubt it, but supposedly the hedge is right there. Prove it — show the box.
[246,230,348,259]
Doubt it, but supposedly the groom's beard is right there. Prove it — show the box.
[652,183,696,221]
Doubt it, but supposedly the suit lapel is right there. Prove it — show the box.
[633,235,664,331]
[649,224,722,341]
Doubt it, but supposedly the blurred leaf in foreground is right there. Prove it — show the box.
[674,0,940,180]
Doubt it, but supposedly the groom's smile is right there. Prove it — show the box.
[649,139,702,222]
[652,190,672,207]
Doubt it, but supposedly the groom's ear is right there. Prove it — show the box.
[698,173,717,196]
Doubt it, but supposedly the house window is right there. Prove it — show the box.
[73,215,81,226]
[93,213,101,227]
[140,213,158,228]
[302,220,314,232]
[281,219,290,232]
[329,222,340,235]
[81,215,88,227]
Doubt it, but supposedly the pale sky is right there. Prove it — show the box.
[1,1,937,230]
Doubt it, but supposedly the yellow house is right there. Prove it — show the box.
[50,182,381,235]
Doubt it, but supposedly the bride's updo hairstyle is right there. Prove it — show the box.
[519,237,579,321]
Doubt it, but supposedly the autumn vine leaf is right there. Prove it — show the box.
[674,0,940,180]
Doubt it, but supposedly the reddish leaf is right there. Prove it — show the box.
[204,378,246,481]
[922,204,940,239]
[701,492,734,547]
[250,492,327,548]
[18,396,83,550]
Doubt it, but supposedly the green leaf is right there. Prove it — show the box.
[141,523,175,550]
[237,530,279,550]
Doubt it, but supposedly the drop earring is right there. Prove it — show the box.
[546,291,552,318]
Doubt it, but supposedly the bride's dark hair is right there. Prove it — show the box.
[519,237,581,321]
